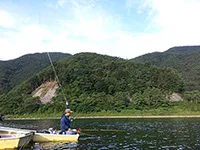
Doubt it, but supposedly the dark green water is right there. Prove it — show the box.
[1,118,200,149]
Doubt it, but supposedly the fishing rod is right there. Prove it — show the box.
[39,9,68,104]
[79,131,93,137]
[47,52,81,129]
[47,52,67,103]
[77,128,126,137]
[82,129,126,132]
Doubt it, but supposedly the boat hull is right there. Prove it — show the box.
[33,133,79,142]
[0,132,33,150]
[0,126,79,143]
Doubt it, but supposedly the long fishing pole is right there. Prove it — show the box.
[47,52,67,103]
[82,129,126,132]
[39,4,67,104]
[79,131,93,137]
[47,53,78,127]
[78,129,126,137]
[39,7,68,104]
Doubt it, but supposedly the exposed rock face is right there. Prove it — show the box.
[33,81,58,104]
[167,93,182,101]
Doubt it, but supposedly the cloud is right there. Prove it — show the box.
[57,0,66,7]
[142,0,200,44]
[121,0,200,57]
[1,0,200,60]
[2,1,143,60]
[0,10,14,28]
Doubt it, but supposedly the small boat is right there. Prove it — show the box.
[0,126,79,143]
[0,132,33,150]
[33,132,80,142]
[0,126,34,134]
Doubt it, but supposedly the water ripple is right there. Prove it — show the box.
[2,118,200,149]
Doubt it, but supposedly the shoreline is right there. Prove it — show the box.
[5,115,200,120]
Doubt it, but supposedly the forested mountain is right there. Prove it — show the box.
[0,53,184,114]
[0,52,71,94]
[133,46,200,91]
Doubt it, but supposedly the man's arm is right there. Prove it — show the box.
[66,102,69,109]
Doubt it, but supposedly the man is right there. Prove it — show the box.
[66,101,69,109]
[0,114,4,121]
[60,102,81,134]
[60,109,71,134]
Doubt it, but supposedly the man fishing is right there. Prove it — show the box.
[60,102,71,133]
[60,102,80,134]
[60,108,72,134]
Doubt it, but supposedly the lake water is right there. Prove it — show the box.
[1,118,200,149]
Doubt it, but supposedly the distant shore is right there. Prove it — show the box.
[5,115,200,120]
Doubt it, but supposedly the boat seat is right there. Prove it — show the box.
[36,130,50,134]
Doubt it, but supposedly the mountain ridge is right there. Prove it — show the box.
[133,45,200,91]
[0,52,183,114]
[0,52,71,94]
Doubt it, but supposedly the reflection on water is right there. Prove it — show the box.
[34,142,79,150]
[1,118,200,149]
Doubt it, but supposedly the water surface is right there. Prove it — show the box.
[1,118,200,149]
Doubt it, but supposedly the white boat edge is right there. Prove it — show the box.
[0,130,34,149]
[0,126,80,143]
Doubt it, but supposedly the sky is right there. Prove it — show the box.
[0,0,200,60]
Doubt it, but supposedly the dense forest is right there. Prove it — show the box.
[133,46,200,91]
[1,47,200,116]
[0,52,184,115]
[0,52,71,94]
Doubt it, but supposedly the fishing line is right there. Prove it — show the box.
[39,2,77,131]
[47,52,67,103]
[38,7,67,104]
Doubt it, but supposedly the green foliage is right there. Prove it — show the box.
[0,52,185,115]
[183,90,200,104]
[133,46,200,91]
[129,87,167,110]
[0,52,71,94]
